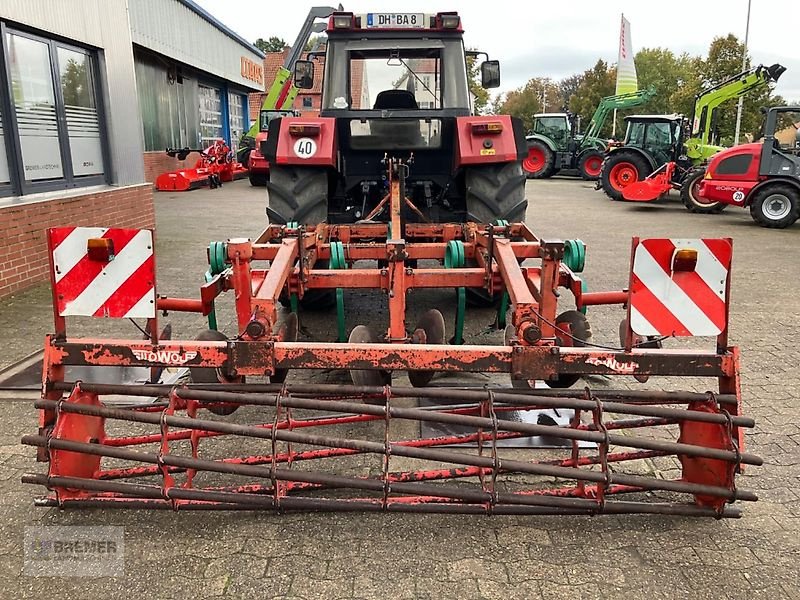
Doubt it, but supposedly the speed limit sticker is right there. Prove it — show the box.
[293,137,317,159]
[732,190,745,202]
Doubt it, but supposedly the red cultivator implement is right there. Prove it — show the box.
[154,140,248,192]
[25,160,758,517]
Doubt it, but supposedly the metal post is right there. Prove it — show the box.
[733,0,752,146]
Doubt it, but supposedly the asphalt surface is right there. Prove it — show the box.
[0,176,798,599]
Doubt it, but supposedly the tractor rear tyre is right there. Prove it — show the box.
[577,151,604,181]
[464,162,528,306]
[268,166,335,308]
[266,166,328,225]
[249,173,267,187]
[681,168,724,214]
[522,140,556,179]
[749,184,800,229]
[600,152,652,201]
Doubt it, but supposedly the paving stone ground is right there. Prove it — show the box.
[0,177,798,599]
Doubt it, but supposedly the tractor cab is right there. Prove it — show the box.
[532,113,572,150]
[621,115,685,167]
[264,11,527,226]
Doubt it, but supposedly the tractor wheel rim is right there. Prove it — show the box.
[609,163,638,190]
[523,147,545,174]
[585,157,602,177]
[764,194,791,219]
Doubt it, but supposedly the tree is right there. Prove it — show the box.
[61,58,90,107]
[557,73,584,112]
[254,37,287,53]
[567,60,616,136]
[495,78,561,131]
[466,51,490,114]
[305,34,327,52]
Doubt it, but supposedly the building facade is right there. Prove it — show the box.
[0,0,265,299]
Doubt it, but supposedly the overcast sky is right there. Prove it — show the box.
[195,0,800,101]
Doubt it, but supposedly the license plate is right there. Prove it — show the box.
[366,13,426,28]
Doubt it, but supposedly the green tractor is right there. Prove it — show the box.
[522,87,656,181]
[598,63,786,206]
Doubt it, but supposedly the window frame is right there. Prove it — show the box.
[0,22,111,198]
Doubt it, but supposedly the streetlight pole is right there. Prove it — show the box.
[733,0,752,145]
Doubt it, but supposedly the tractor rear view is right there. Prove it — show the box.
[599,63,785,207]
[24,11,761,519]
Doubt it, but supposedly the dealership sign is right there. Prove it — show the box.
[241,57,263,85]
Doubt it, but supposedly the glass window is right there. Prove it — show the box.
[0,107,9,184]
[199,85,223,148]
[302,96,313,108]
[349,52,441,110]
[58,47,103,176]
[533,116,568,145]
[349,118,441,150]
[227,92,244,152]
[7,33,63,181]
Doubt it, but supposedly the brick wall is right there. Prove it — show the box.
[0,184,154,299]
[143,151,203,184]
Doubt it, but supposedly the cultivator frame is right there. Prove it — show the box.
[25,158,758,517]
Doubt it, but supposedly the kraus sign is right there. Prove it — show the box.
[241,57,263,85]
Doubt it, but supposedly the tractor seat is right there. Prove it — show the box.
[373,90,419,110]
[369,90,423,147]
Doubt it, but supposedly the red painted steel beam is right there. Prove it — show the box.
[580,290,628,306]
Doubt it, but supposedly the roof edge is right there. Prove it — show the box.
[178,0,265,59]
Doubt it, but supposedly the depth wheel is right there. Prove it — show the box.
[190,330,241,415]
[548,310,593,388]
[348,325,391,389]
[408,309,446,387]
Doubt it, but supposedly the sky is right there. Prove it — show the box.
[195,0,800,101]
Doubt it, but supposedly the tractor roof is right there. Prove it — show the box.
[624,114,684,123]
[534,113,569,118]
[327,11,463,34]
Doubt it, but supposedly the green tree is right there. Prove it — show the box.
[254,36,287,53]
[557,73,584,112]
[305,34,327,52]
[61,58,90,107]
[495,78,561,131]
[567,60,616,136]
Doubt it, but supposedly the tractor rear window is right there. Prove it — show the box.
[717,154,753,175]
[348,51,441,110]
[349,118,442,149]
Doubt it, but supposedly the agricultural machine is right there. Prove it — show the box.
[242,7,334,186]
[154,140,247,192]
[24,11,759,518]
[697,106,800,228]
[523,87,656,181]
[599,63,785,207]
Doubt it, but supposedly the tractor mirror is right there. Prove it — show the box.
[481,60,500,89]
[294,60,315,90]
[795,128,800,149]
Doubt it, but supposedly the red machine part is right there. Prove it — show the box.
[621,162,677,202]
[455,116,521,167]
[155,140,248,192]
[271,117,337,167]
[24,160,759,516]
[697,143,763,207]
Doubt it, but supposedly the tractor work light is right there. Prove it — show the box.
[288,124,321,136]
[471,122,503,134]
[332,13,354,29]
[87,238,115,263]
[671,248,698,272]
[437,13,461,29]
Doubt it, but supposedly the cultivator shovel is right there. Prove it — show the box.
[24,163,757,517]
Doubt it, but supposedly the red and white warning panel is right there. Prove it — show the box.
[48,227,156,319]
[629,238,732,337]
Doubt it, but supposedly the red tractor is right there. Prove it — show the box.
[263,11,527,227]
[697,106,800,228]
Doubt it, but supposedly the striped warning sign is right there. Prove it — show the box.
[629,238,732,337]
[49,227,156,319]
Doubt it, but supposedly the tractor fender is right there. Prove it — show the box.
[264,117,337,168]
[525,133,558,153]
[745,177,800,206]
[455,115,527,168]
[606,146,658,171]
